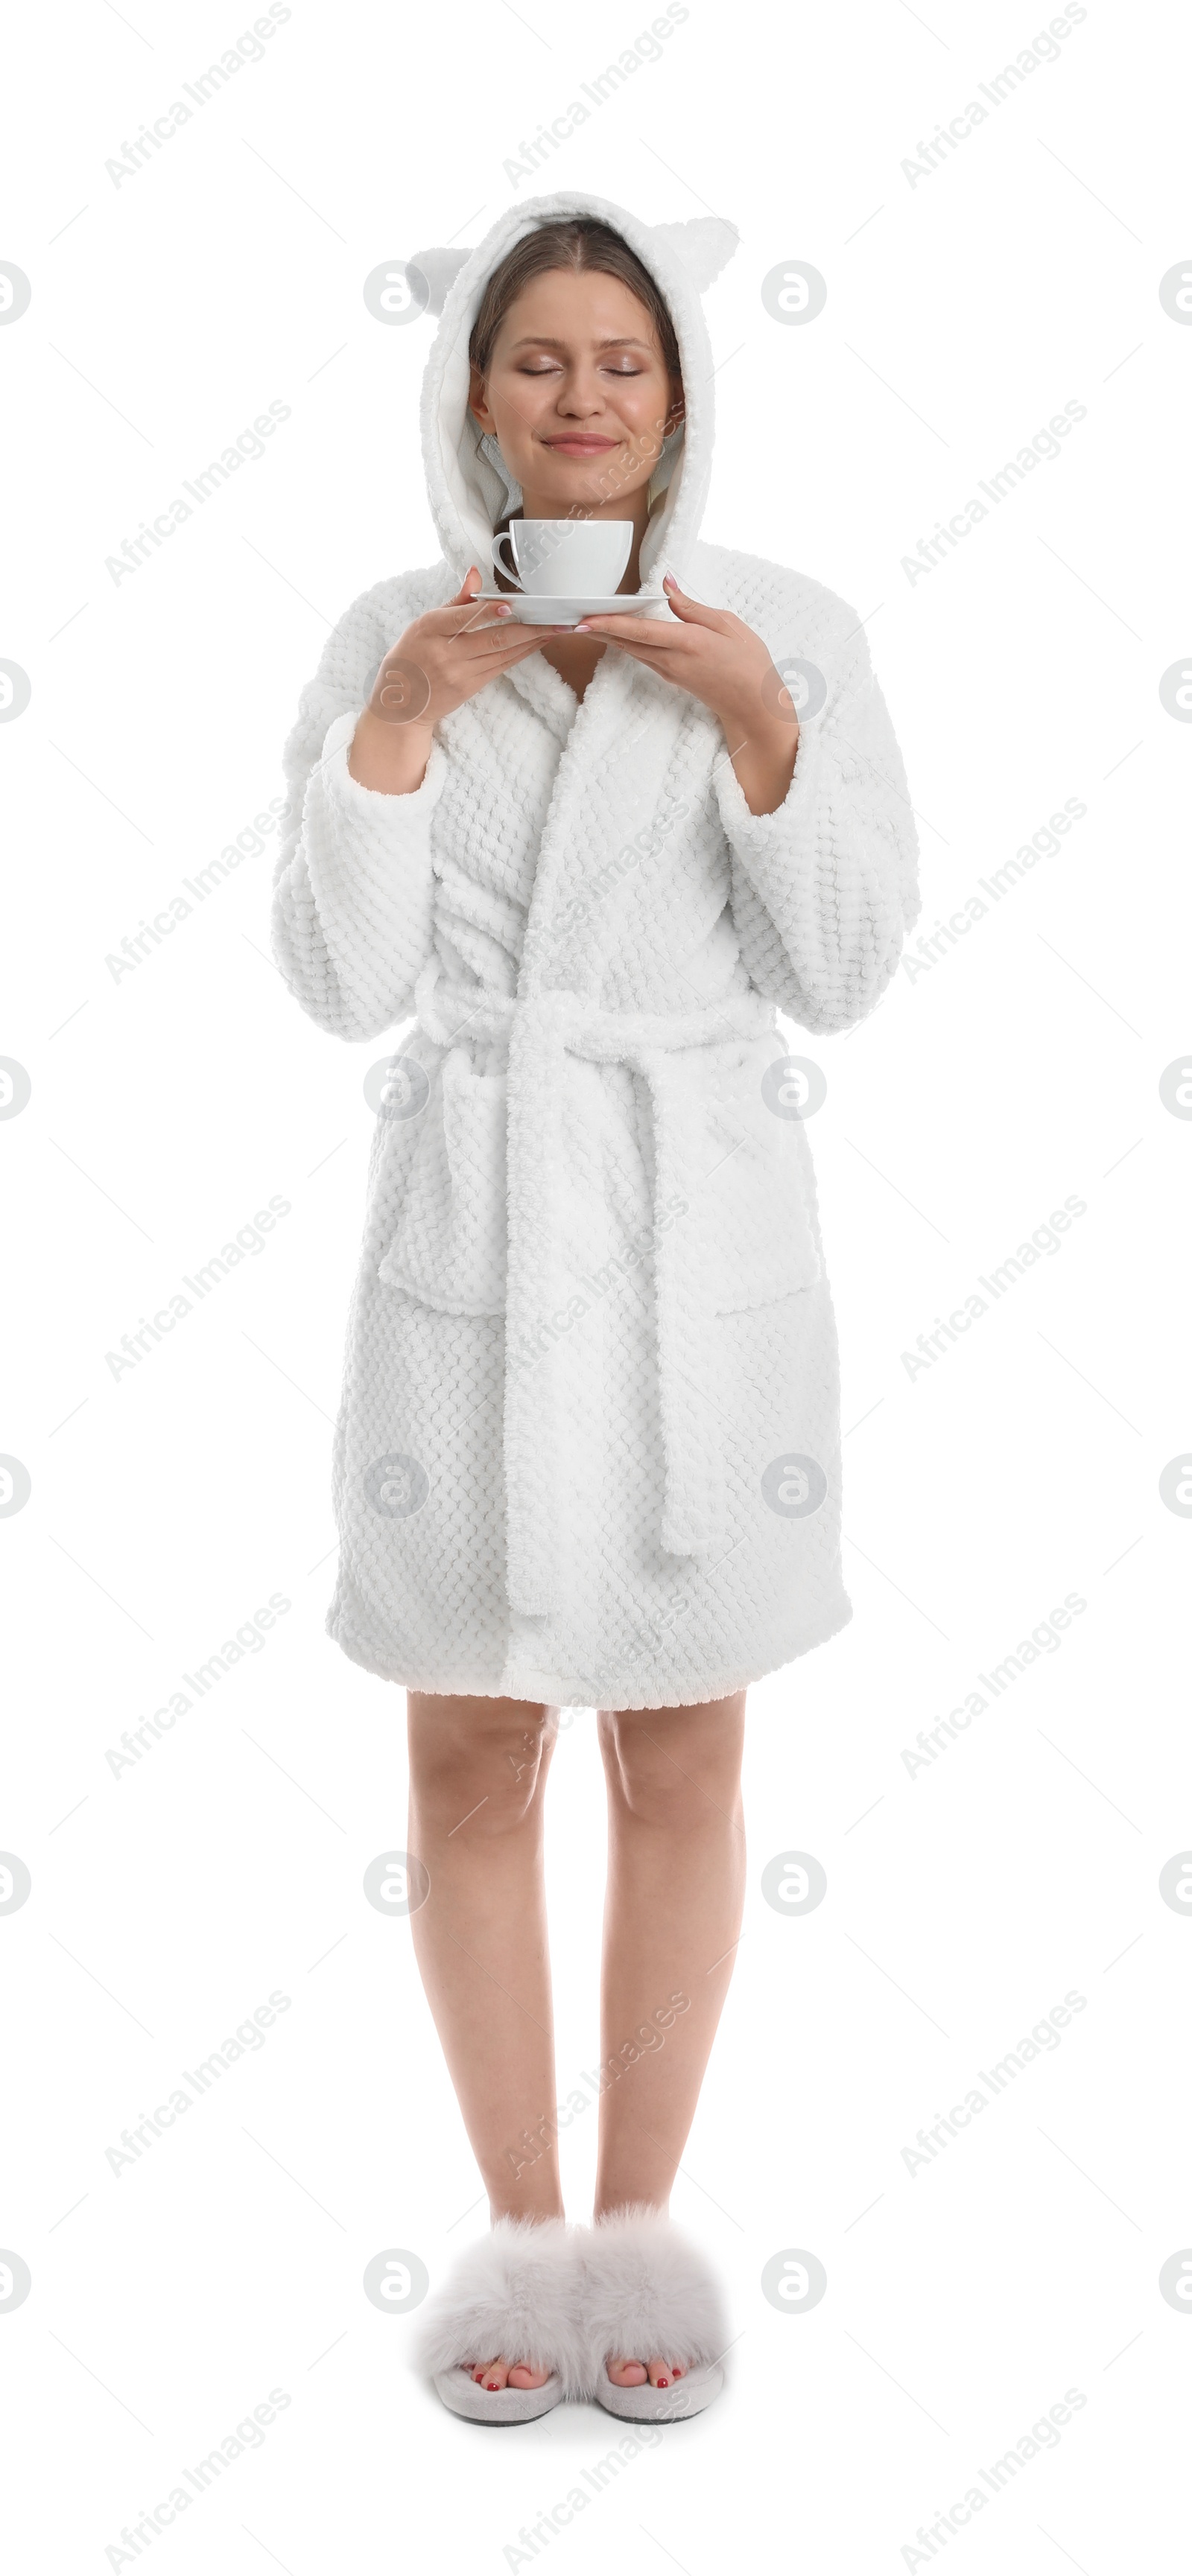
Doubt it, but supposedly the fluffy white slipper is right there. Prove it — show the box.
[415,2217,587,2423]
[580,2205,729,2421]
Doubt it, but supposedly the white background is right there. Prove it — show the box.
[2,0,1190,2568]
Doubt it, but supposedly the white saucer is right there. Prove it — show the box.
[475,590,668,628]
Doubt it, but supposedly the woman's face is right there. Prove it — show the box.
[468,267,682,517]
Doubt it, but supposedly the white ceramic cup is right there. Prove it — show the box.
[489,518,633,597]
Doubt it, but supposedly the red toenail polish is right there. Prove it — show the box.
[659,2376,669,2387]
[486,2380,498,2390]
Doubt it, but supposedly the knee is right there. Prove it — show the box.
[409,1696,557,1836]
[599,1706,743,1831]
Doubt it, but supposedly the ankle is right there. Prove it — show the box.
[592,2192,670,2224]
[489,2196,565,2227]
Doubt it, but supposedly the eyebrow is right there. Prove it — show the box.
[506,334,656,352]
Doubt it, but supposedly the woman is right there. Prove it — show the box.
[271,191,919,2424]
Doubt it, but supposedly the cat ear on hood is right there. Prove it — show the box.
[646,216,739,292]
[407,247,471,317]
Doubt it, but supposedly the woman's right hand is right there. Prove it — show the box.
[348,567,562,793]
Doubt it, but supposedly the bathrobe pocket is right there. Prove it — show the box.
[699,1037,823,1314]
[376,1046,508,1315]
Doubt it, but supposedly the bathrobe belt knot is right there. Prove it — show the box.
[412,954,778,1618]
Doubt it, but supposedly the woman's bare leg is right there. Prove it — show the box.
[407,1691,562,2389]
[594,1691,746,2388]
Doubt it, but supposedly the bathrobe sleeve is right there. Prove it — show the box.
[270,582,447,1042]
[713,598,921,1035]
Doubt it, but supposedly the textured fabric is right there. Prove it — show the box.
[415,2217,589,2398]
[580,2205,729,2378]
[270,188,920,1709]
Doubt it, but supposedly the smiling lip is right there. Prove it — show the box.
[542,435,620,453]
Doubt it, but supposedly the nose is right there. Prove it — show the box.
[554,367,610,419]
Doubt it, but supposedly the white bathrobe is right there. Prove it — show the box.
[270,190,920,1710]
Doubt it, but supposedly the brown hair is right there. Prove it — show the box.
[468,217,682,392]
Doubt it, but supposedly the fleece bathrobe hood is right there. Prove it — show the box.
[406,191,740,596]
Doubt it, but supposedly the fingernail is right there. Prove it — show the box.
[663,573,677,590]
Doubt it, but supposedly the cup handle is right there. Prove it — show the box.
[489,531,522,589]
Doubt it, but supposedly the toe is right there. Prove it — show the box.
[647,2356,672,2388]
[507,2363,551,2389]
[477,2356,510,2390]
[606,2358,648,2387]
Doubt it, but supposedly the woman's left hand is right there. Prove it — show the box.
[575,574,800,815]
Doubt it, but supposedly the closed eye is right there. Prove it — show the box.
[518,362,646,378]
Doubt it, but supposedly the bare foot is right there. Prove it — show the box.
[606,2355,687,2390]
[466,2355,551,2391]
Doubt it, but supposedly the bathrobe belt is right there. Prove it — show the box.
[412,955,777,1619]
